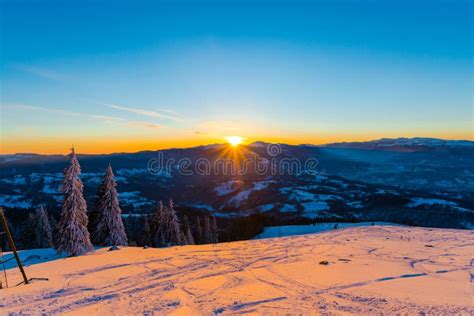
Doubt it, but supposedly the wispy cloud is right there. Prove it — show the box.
[4,104,83,116]
[4,104,161,129]
[128,121,161,129]
[161,109,181,116]
[103,103,183,122]
[12,63,70,81]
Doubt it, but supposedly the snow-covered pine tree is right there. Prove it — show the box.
[149,199,183,247]
[92,165,128,246]
[49,213,58,248]
[25,212,37,246]
[183,215,195,245]
[158,231,166,248]
[195,216,203,244]
[163,199,181,246]
[142,216,151,247]
[34,205,53,248]
[88,170,107,244]
[211,216,218,244]
[150,200,165,247]
[55,147,93,256]
[180,230,188,246]
[203,216,212,244]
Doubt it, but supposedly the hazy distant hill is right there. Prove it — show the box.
[323,137,474,152]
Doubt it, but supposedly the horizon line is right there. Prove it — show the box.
[1,136,473,156]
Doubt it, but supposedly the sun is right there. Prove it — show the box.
[225,136,244,147]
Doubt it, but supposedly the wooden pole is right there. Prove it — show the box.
[0,207,28,285]
[0,232,9,289]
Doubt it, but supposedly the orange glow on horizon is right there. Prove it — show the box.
[1,130,472,155]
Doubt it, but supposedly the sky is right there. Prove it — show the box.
[0,0,472,154]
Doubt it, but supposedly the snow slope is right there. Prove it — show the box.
[254,222,402,239]
[1,226,473,315]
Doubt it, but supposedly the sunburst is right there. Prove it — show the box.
[225,136,244,147]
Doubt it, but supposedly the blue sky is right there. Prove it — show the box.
[1,0,472,153]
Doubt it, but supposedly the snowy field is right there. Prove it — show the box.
[1,226,473,315]
[254,222,402,239]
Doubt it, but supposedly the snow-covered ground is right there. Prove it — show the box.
[1,226,473,314]
[254,222,402,239]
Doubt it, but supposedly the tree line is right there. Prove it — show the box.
[16,148,219,256]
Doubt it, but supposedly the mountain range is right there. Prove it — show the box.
[1,137,473,229]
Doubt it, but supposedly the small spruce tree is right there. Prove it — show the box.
[211,216,218,244]
[88,172,107,243]
[180,230,188,246]
[150,199,183,247]
[142,216,151,247]
[203,216,212,244]
[92,165,128,246]
[195,216,203,244]
[34,205,53,248]
[163,199,181,246]
[150,200,166,247]
[183,215,195,245]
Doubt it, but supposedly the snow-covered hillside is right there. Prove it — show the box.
[254,222,402,239]
[1,226,473,314]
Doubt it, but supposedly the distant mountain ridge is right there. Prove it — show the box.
[322,137,474,152]
[0,136,473,230]
[1,137,473,158]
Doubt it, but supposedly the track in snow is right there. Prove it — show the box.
[1,226,473,315]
